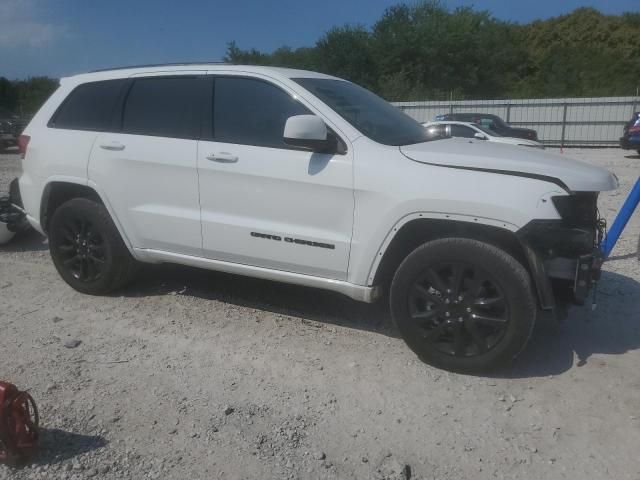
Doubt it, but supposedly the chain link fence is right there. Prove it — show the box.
[394,96,640,147]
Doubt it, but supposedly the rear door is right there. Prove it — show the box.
[88,75,205,256]
[196,75,354,280]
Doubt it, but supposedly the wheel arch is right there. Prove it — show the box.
[40,179,135,255]
[369,215,550,309]
[40,180,102,234]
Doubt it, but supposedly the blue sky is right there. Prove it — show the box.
[0,0,637,79]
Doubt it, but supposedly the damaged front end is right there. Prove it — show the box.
[518,192,605,314]
[0,179,28,245]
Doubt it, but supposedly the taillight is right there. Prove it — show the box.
[629,125,640,135]
[17,134,30,158]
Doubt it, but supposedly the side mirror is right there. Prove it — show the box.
[284,115,336,153]
[474,132,488,140]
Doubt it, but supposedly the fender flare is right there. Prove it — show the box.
[365,211,520,286]
[39,177,137,257]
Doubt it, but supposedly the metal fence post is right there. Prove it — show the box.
[560,103,568,150]
[506,103,511,123]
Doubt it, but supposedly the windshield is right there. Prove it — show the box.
[472,123,502,137]
[293,78,431,146]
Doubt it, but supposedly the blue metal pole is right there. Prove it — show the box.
[601,176,640,258]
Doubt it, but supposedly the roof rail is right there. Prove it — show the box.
[89,62,230,73]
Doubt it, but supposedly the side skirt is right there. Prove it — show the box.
[134,248,381,303]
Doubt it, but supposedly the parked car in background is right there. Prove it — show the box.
[435,113,538,141]
[423,121,544,149]
[0,107,28,152]
[619,112,640,155]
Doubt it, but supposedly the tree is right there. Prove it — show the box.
[315,26,378,90]
[15,77,59,116]
[0,77,19,113]
[0,77,58,116]
[223,3,640,101]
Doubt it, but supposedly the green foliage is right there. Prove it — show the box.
[0,76,58,117]
[518,8,640,97]
[225,2,640,101]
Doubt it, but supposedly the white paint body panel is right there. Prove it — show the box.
[88,133,202,256]
[197,140,354,280]
[345,137,567,285]
[404,135,617,192]
[16,64,619,301]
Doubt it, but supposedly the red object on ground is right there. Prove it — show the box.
[0,381,39,465]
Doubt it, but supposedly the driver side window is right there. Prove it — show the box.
[213,77,311,149]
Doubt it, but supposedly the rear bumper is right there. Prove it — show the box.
[0,178,28,233]
[620,135,640,150]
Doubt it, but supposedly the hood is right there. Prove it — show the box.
[400,138,618,192]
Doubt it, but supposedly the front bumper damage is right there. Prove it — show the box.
[518,218,605,311]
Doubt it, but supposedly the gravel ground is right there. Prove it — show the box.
[1,148,639,480]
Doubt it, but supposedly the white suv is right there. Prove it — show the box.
[6,64,618,372]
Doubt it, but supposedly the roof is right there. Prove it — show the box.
[423,120,482,127]
[444,113,500,118]
[62,64,341,85]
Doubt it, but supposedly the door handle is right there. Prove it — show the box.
[206,152,238,163]
[99,142,125,151]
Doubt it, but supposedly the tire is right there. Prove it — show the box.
[390,238,536,373]
[49,197,138,294]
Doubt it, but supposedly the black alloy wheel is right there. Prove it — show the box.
[408,263,508,357]
[49,197,138,294]
[56,217,107,282]
[390,237,536,372]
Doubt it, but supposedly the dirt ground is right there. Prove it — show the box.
[1,148,639,480]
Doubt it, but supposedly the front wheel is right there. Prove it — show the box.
[49,198,138,294]
[390,238,536,373]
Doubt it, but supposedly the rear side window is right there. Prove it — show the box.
[213,77,310,148]
[450,124,476,138]
[478,118,497,130]
[50,79,126,131]
[122,77,201,139]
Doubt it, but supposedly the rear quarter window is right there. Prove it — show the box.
[49,79,127,131]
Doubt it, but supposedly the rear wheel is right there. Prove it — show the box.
[49,198,137,294]
[390,238,536,373]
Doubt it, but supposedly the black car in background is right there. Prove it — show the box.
[619,112,640,155]
[435,113,538,141]
[0,107,28,152]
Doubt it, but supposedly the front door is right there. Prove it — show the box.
[197,76,354,280]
